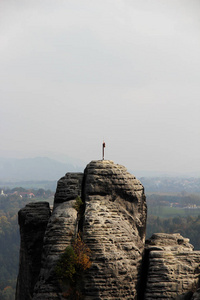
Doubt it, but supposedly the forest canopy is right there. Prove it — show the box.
[0,188,54,300]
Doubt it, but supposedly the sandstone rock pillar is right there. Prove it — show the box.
[82,160,147,299]
[15,202,51,300]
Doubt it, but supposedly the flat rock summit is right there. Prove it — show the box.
[16,160,200,300]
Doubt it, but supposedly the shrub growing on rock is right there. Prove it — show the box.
[55,233,91,299]
[55,246,76,281]
[73,196,84,215]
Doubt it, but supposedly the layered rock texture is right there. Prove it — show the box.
[82,161,146,299]
[16,160,200,300]
[144,233,200,300]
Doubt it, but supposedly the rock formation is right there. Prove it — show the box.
[33,173,84,300]
[16,202,51,300]
[15,160,200,300]
[82,160,146,299]
[144,233,200,299]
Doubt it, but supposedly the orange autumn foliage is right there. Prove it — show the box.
[55,232,91,283]
[73,233,91,272]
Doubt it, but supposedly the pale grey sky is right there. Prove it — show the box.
[0,0,200,175]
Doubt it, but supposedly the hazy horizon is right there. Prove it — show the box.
[1,1,200,175]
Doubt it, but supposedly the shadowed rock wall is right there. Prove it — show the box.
[16,202,51,300]
[54,173,83,209]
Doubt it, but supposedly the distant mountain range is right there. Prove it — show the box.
[0,157,199,194]
[0,157,84,181]
[0,156,199,182]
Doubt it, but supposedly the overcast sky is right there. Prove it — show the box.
[0,0,200,175]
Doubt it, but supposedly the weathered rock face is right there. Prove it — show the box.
[32,201,79,300]
[32,172,83,300]
[16,202,51,300]
[82,160,147,299]
[54,172,83,209]
[16,160,200,300]
[144,233,200,300]
[16,160,147,300]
